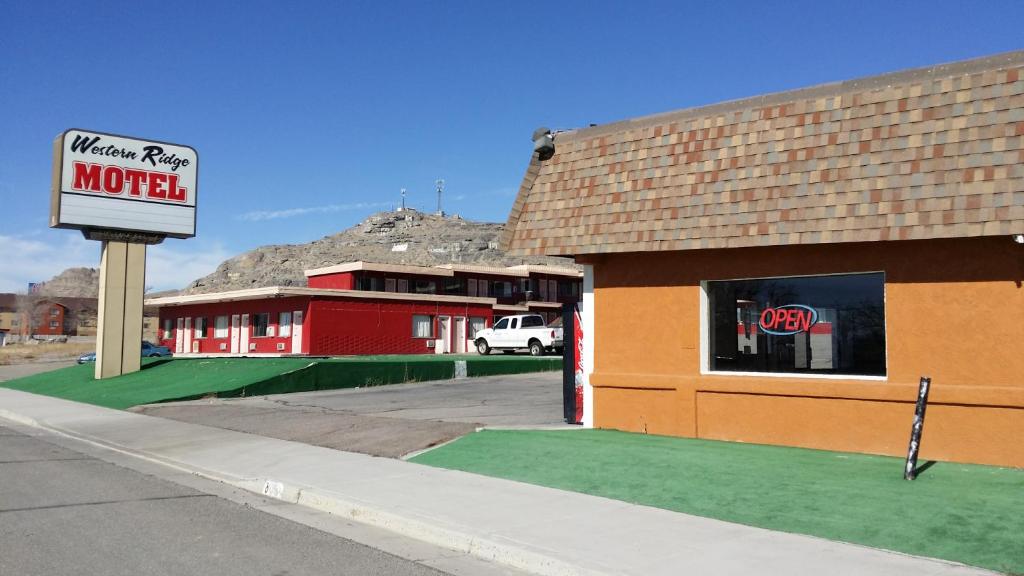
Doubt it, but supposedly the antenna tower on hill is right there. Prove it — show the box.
[435,179,445,216]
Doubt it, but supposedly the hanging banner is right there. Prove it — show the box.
[573,306,585,424]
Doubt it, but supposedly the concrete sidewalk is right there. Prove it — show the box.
[0,388,994,576]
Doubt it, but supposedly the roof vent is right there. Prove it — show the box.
[533,127,554,161]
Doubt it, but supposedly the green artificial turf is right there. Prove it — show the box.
[1,355,561,409]
[411,429,1024,573]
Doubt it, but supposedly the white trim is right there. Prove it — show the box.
[581,264,595,428]
[146,286,496,307]
[705,270,886,283]
[305,261,453,278]
[702,370,888,382]
[526,301,564,309]
[698,272,889,381]
[699,281,710,374]
[306,261,583,279]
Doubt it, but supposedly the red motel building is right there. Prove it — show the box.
[146,261,581,356]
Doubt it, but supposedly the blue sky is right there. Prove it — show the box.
[1,1,1022,291]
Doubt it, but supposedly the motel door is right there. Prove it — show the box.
[291,310,303,354]
[183,317,192,355]
[230,315,240,354]
[454,317,467,353]
[175,318,184,354]
[438,316,451,354]
[240,314,250,353]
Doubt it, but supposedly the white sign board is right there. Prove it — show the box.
[51,129,198,238]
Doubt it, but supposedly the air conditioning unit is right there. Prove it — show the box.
[276,342,286,351]
[426,340,435,348]
[249,343,257,351]
[191,341,199,353]
[219,342,227,351]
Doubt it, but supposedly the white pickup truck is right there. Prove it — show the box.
[474,314,563,356]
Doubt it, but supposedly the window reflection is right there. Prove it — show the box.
[707,273,886,376]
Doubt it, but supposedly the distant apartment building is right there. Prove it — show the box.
[147,261,581,356]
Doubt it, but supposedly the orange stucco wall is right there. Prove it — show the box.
[582,236,1024,468]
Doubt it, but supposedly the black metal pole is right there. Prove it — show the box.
[561,303,576,424]
[904,376,932,480]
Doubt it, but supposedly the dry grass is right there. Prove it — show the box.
[0,341,95,365]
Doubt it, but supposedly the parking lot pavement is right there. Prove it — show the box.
[133,371,568,458]
[0,360,77,382]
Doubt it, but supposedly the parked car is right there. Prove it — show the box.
[474,314,563,356]
[77,341,173,364]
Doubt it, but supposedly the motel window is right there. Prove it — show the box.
[397,279,409,293]
[491,281,512,298]
[358,277,383,291]
[252,313,270,338]
[444,278,464,295]
[194,317,208,339]
[412,315,434,338]
[214,316,229,338]
[468,279,478,297]
[414,280,436,294]
[479,280,489,298]
[469,317,487,338]
[163,319,172,339]
[279,312,292,338]
[705,272,886,377]
[385,278,397,292]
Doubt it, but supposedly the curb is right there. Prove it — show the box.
[0,407,606,576]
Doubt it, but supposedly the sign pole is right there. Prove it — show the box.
[95,240,147,379]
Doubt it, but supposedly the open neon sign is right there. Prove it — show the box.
[758,305,818,336]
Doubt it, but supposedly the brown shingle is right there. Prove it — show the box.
[503,51,1024,256]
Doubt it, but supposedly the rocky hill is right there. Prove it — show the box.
[36,267,99,298]
[183,209,576,294]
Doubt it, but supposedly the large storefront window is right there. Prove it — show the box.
[706,273,886,377]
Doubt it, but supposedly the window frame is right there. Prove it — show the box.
[214,315,229,339]
[699,271,888,381]
[251,313,270,338]
[412,314,434,339]
[469,316,487,339]
[194,317,208,339]
[278,312,292,338]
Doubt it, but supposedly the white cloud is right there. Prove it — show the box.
[0,232,231,293]
[147,240,232,291]
[236,201,391,222]
[0,233,99,293]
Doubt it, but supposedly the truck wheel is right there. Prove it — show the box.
[529,340,544,357]
[476,339,491,355]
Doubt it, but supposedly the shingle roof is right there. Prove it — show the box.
[502,51,1024,256]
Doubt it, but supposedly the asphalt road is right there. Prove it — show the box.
[135,371,568,458]
[0,423,502,576]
